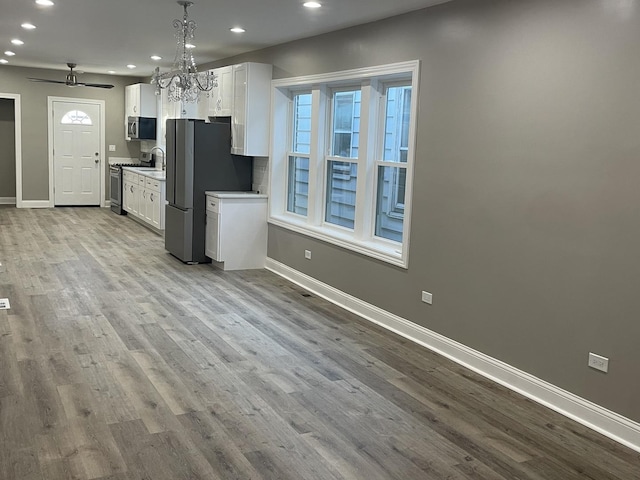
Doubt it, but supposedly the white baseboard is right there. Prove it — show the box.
[105,200,111,207]
[0,197,16,205]
[265,257,640,453]
[19,200,51,208]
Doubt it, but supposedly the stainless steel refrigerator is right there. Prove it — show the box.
[165,119,252,263]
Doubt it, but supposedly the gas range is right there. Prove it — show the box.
[110,156,154,215]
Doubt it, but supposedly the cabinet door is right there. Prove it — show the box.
[123,181,131,212]
[209,66,233,117]
[149,189,162,228]
[205,210,221,261]
[231,64,247,155]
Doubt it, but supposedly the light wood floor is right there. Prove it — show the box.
[0,206,638,480]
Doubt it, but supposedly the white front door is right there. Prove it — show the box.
[53,101,101,206]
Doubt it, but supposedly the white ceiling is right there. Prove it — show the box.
[0,0,449,77]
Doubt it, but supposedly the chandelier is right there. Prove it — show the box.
[151,0,216,103]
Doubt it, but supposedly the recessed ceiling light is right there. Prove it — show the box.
[230,27,246,33]
[4,51,16,56]
[21,23,37,30]
[303,1,321,8]
[11,39,24,46]
[36,0,54,6]
[126,64,136,69]
[0,59,8,64]
[107,70,116,74]
[185,43,195,49]
[150,55,162,61]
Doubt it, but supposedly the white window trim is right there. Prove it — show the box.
[270,60,420,269]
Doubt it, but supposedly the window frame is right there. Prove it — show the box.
[270,61,420,269]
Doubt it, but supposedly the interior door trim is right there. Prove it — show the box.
[0,93,22,207]
[47,96,106,208]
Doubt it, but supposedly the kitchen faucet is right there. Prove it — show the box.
[149,146,166,171]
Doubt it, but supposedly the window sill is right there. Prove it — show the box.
[269,214,408,269]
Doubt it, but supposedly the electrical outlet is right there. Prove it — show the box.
[108,144,116,152]
[304,250,312,260]
[0,298,10,310]
[421,291,432,305]
[588,352,609,373]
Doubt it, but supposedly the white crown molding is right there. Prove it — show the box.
[265,257,640,454]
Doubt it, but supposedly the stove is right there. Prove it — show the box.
[110,155,154,215]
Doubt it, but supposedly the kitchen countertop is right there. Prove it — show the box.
[122,166,166,180]
[205,191,268,199]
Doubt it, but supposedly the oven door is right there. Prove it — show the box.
[110,166,125,214]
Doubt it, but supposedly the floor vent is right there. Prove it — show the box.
[0,298,10,310]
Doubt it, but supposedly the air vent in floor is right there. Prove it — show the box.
[0,298,10,310]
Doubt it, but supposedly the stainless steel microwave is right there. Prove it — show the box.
[127,116,156,140]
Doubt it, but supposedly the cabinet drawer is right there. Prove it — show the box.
[206,196,219,214]
[123,170,137,182]
[145,177,162,191]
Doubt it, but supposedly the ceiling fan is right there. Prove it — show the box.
[28,63,114,89]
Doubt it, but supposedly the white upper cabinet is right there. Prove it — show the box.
[205,62,273,157]
[230,62,272,157]
[125,84,157,118]
[208,65,233,118]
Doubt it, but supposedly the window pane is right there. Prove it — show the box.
[287,156,309,216]
[325,160,357,229]
[383,86,411,163]
[331,90,361,157]
[61,110,93,125]
[292,93,312,154]
[375,165,406,242]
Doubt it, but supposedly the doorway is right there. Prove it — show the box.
[47,97,106,207]
[0,93,22,207]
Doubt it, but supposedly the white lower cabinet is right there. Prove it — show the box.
[122,168,166,231]
[205,192,268,270]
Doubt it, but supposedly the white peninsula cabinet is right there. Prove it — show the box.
[206,62,272,157]
[205,192,268,270]
[123,168,166,232]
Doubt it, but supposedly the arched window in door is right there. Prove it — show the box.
[60,110,93,125]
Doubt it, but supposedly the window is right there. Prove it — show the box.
[287,92,311,216]
[375,85,411,242]
[60,110,93,125]
[326,89,361,229]
[271,61,419,268]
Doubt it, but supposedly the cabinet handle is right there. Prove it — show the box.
[130,185,134,193]
[150,193,154,202]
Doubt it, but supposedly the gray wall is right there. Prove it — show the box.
[0,66,143,201]
[0,98,16,198]
[208,0,640,423]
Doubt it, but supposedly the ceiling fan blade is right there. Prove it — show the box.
[79,82,115,89]
[29,65,114,89]
[28,77,68,84]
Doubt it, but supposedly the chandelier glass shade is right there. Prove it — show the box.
[151,1,216,103]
